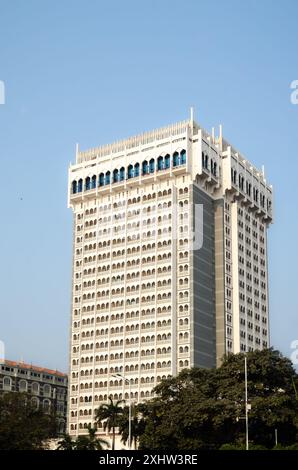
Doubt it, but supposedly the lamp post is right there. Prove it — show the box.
[236,357,250,450]
[245,356,249,451]
[113,373,131,449]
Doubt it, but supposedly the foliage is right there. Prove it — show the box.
[0,392,57,450]
[136,349,298,450]
[58,425,109,450]
[94,397,124,450]
[57,433,75,450]
[118,405,146,449]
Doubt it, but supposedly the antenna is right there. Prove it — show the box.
[261,165,265,178]
[218,124,223,151]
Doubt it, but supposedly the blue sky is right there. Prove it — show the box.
[0,0,297,372]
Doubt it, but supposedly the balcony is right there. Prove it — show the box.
[206,172,219,187]
[172,164,187,176]
[200,164,210,180]
[234,187,246,201]
[156,167,171,180]
[263,210,273,223]
[141,172,156,183]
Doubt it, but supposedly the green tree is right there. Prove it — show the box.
[74,425,109,450]
[0,392,57,450]
[58,426,109,450]
[95,397,124,450]
[217,349,298,447]
[118,405,146,449]
[57,433,76,450]
[137,349,298,450]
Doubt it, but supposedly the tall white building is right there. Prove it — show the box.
[67,114,273,435]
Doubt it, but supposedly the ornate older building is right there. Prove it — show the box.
[0,359,68,433]
[67,114,273,435]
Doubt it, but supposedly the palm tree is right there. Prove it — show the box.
[75,425,109,450]
[57,433,75,450]
[95,397,124,450]
[57,426,108,451]
[118,405,146,449]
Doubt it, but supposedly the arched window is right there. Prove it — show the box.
[19,379,27,392]
[3,376,11,391]
[43,399,51,413]
[127,165,133,179]
[142,161,148,175]
[31,382,39,395]
[180,149,186,164]
[149,159,155,173]
[120,167,125,181]
[57,402,64,413]
[105,171,111,185]
[113,169,119,183]
[85,176,91,190]
[91,175,96,189]
[134,163,140,177]
[72,181,77,194]
[173,151,179,167]
[78,179,83,192]
[99,173,104,186]
[165,154,170,169]
[43,384,51,397]
[157,156,163,171]
[31,397,39,410]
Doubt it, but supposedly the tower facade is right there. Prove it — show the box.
[67,117,273,435]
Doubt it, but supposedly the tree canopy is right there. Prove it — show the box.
[95,397,124,450]
[0,392,57,450]
[58,425,109,450]
[136,349,298,450]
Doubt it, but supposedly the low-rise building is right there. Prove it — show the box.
[0,359,68,434]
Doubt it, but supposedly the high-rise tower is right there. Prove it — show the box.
[67,115,273,436]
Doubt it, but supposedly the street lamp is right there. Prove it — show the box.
[112,373,132,450]
[236,356,250,450]
[244,356,249,451]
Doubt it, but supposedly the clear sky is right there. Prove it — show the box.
[0,0,297,373]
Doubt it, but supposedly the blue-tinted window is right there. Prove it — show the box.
[165,155,170,169]
[134,163,140,177]
[173,152,179,167]
[72,181,77,194]
[180,150,186,164]
[127,165,133,179]
[142,161,148,175]
[157,157,163,170]
[99,173,104,186]
[113,169,119,183]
